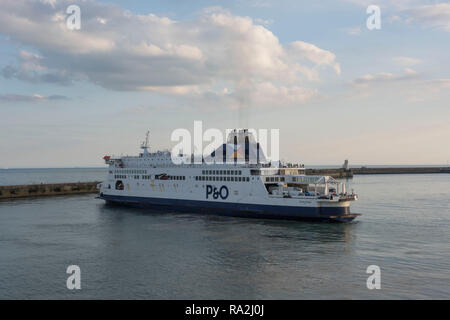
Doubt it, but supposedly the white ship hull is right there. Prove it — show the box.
[99,166,359,222]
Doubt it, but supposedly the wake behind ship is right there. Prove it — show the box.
[98,129,360,222]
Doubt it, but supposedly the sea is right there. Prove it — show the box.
[0,168,449,299]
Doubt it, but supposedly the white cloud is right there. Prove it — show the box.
[0,93,69,102]
[0,0,341,108]
[345,0,450,32]
[392,56,422,66]
[288,41,341,75]
[407,3,450,32]
[353,68,420,87]
[345,26,362,36]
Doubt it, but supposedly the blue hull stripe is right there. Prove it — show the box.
[99,194,354,222]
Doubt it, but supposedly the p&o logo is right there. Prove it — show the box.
[206,185,229,200]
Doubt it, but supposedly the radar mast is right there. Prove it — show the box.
[141,130,150,155]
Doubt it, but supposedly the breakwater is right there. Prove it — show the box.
[0,182,100,200]
[352,167,450,175]
[305,168,353,178]
[306,166,450,178]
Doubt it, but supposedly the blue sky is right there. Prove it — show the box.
[0,0,449,167]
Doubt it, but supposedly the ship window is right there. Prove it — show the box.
[115,180,124,190]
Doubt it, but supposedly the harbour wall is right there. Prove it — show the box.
[0,182,100,200]
[352,167,450,175]
[305,168,353,178]
[306,167,450,178]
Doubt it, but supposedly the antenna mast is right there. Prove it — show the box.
[141,130,150,154]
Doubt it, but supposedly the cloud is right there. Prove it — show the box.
[0,0,341,108]
[407,3,450,32]
[392,56,422,66]
[345,0,450,32]
[0,93,69,102]
[353,68,419,87]
[345,26,362,36]
[351,67,450,103]
[288,41,341,76]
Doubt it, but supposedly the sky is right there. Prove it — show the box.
[0,0,449,168]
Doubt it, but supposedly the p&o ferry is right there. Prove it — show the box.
[98,129,360,222]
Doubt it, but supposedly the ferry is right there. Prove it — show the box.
[98,129,360,222]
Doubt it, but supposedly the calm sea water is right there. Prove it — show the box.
[0,170,449,299]
[0,168,107,186]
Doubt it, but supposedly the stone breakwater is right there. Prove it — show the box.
[0,182,100,200]
[305,166,450,179]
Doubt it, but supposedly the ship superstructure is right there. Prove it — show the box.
[98,129,359,222]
